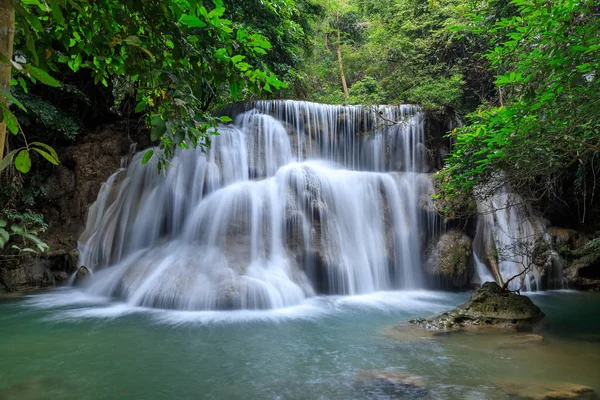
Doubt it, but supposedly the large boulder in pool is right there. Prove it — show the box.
[410,282,544,330]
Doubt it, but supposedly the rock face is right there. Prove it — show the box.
[410,282,544,330]
[1,124,149,293]
[43,124,149,237]
[425,230,473,289]
[0,257,55,292]
[547,226,600,291]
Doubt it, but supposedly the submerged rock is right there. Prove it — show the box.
[495,381,596,400]
[496,333,545,349]
[409,282,544,330]
[355,370,427,398]
[73,266,91,286]
[0,258,55,292]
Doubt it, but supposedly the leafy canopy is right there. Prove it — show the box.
[440,0,600,215]
[2,0,294,172]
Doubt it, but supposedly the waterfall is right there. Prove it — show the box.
[77,100,441,310]
[472,185,564,291]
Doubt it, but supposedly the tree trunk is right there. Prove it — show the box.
[0,0,15,162]
[336,13,349,99]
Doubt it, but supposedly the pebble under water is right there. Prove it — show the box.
[0,290,599,400]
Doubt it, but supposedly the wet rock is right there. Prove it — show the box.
[496,381,596,400]
[355,370,428,398]
[0,258,55,292]
[425,230,473,289]
[565,254,600,291]
[547,227,580,247]
[409,282,544,330]
[497,334,545,349]
[67,248,80,273]
[74,266,91,286]
[52,271,69,282]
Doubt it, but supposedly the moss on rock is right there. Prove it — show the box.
[409,282,544,330]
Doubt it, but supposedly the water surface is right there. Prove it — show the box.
[1,290,598,399]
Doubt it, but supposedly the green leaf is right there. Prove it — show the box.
[21,0,47,11]
[18,77,28,93]
[179,14,207,28]
[28,66,61,87]
[10,224,24,235]
[25,35,39,66]
[0,87,26,111]
[49,0,65,24]
[30,142,59,163]
[0,149,20,173]
[150,116,166,141]
[123,35,141,45]
[0,103,19,134]
[14,150,32,173]
[135,101,146,113]
[141,149,154,164]
[219,116,232,123]
[0,229,9,248]
[32,148,59,165]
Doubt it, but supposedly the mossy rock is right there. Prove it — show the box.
[409,282,544,330]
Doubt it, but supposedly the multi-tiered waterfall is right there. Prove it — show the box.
[76,100,561,311]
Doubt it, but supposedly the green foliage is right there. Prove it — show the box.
[404,74,464,113]
[348,76,385,105]
[297,0,487,114]
[2,0,314,173]
[0,143,59,174]
[0,219,49,255]
[583,237,600,258]
[13,90,81,142]
[0,210,47,233]
[440,0,600,213]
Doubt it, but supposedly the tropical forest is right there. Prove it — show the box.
[0,0,599,398]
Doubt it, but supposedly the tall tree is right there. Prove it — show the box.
[0,0,14,163]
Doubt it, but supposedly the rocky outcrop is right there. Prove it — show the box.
[425,230,473,289]
[1,124,150,293]
[43,124,149,238]
[547,227,600,291]
[0,248,80,292]
[0,257,55,292]
[564,253,600,291]
[409,282,544,330]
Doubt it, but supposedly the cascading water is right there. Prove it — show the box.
[78,101,440,310]
[472,185,565,291]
